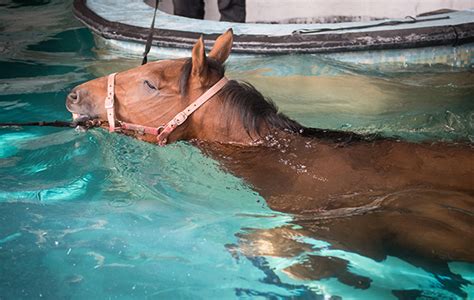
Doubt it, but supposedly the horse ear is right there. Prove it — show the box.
[209,28,233,64]
[192,36,207,77]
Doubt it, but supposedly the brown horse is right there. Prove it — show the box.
[66,30,474,285]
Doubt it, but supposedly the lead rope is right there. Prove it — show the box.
[142,0,160,65]
[0,120,102,129]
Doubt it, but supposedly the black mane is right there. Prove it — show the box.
[180,58,377,143]
[218,80,302,137]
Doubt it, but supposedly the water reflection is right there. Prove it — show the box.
[232,189,473,298]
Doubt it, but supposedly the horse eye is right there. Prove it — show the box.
[144,80,157,90]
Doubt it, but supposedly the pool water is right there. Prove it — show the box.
[0,1,473,299]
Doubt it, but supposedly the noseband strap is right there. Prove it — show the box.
[104,73,228,146]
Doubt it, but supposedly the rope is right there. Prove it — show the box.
[292,15,450,35]
[0,120,102,129]
[142,0,160,65]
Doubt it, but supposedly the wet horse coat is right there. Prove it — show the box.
[66,30,474,284]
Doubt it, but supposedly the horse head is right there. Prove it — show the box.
[66,29,276,144]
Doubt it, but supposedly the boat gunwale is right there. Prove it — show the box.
[73,0,474,54]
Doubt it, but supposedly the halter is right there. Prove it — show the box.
[104,72,228,146]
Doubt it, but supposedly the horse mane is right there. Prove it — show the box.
[180,58,377,143]
[218,80,302,137]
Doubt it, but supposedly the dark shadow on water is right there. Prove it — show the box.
[1,0,51,9]
[28,28,95,55]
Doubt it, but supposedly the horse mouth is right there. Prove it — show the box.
[71,113,87,120]
[65,103,93,122]
[66,110,101,131]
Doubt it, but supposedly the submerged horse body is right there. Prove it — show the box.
[66,30,474,281]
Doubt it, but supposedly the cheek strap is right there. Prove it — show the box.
[104,72,117,133]
[156,76,229,146]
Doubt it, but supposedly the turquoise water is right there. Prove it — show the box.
[1,1,473,299]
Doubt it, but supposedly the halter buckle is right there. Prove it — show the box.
[174,112,188,126]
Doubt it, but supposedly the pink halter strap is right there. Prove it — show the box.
[104,72,228,146]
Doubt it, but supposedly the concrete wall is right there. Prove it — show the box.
[158,0,474,22]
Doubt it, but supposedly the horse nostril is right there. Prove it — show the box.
[68,91,80,104]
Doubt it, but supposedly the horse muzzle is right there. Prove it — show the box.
[65,88,99,121]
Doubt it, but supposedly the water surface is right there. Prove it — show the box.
[0,1,473,299]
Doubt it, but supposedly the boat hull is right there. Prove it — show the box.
[73,0,474,68]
